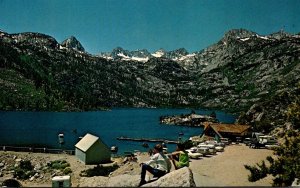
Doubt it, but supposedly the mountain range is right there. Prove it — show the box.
[98,47,192,63]
[0,28,299,132]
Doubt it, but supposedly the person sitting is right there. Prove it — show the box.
[170,143,189,170]
[139,143,170,186]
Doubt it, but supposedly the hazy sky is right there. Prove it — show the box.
[1,0,300,54]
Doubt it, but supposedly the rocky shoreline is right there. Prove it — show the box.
[160,112,218,127]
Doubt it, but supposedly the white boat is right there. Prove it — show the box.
[58,133,64,144]
[111,145,118,152]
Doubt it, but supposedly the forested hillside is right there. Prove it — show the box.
[0,29,299,133]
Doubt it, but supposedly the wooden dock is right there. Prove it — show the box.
[116,136,179,144]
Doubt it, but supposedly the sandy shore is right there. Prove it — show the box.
[189,144,274,186]
[0,143,275,187]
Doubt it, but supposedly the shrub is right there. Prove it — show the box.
[244,131,300,186]
[19,160,33,171]
[13,160,35,180]
[287,101,300,129]
[244,85,300,186]
[63,167,72,175]
[14,168,28,179]
[48,160,70,170]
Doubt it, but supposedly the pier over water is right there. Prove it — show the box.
[117,136,179,144]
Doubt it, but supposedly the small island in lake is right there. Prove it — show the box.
[159,111,219,127]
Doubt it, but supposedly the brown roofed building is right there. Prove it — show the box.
[202,123,251,141]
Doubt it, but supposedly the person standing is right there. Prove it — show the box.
[139,143,170,186]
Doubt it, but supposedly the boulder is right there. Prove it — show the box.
[292,178,299,187]
[106,167,195,187]
[34,163,42,171]
[142,167,196,187]
[79,176,109,187]
[106,174,140,187]
[77,166,195,187]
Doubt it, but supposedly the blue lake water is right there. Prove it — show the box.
[0,108,237,154]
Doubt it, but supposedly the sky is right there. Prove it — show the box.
[1,0,300,54]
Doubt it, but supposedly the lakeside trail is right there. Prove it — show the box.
[0,144,274,187]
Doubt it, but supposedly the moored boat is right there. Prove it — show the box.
[111,145,118,152]
[58,133,64,144]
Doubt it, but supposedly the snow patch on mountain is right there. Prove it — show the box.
[240,37,250,42]
[257,35,269,40]
[117,53,130,59]
[131,56,149,62]
[151,49,165,58]
[179,53,196,60]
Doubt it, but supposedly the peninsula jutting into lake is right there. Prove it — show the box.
[159,111,219,127]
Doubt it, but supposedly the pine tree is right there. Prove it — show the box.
[244,85,300,186]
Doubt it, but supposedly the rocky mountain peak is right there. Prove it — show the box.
[111,47,130,58]
[152,48,166,58]
[5,32,59,49]
[61,36,85,52]
[112,46,125,52]
[112,47,127,54]
[131,49,151,58]
[161,48,189,60]
[270,30,292,40]
[172,48,189,55]
[222,29,257,41]
[157,48,166,53]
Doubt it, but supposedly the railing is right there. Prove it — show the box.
[0,145,75,155]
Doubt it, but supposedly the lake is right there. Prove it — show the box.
[0,108,237,154]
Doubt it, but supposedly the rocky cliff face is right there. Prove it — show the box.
[61,36,85,52]
[237,85,300,132]
[0,28,299,131]
[193,29,300,112]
